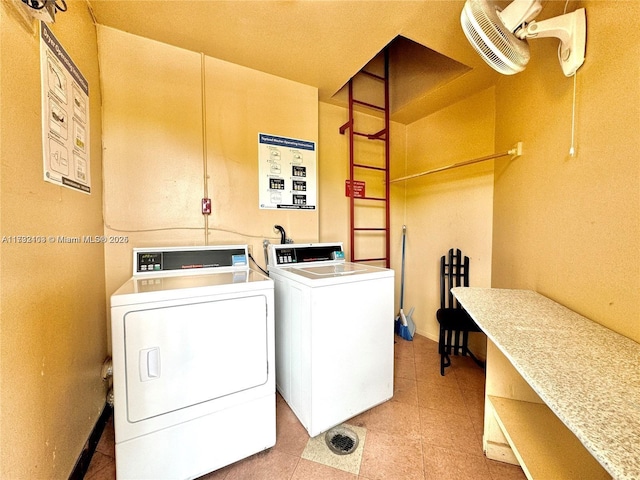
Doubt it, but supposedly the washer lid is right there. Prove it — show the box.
[295,264,368,277]
[275,261,393,283]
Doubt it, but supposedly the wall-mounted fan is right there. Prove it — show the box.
[461,0,586,76]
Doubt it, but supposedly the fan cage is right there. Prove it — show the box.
[462,0,530,75]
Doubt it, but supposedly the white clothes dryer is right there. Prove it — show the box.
[110,245,274,480]
[267,242,394,437]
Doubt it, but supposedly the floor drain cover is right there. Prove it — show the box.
[324,426,359,455]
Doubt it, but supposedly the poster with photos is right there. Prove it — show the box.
[40,23,91,194]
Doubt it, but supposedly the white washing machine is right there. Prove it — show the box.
[110,245,275,480]
[267,242,394,437]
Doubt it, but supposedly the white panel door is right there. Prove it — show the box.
[124,295,268,422]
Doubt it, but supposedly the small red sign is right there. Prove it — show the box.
[345,180,366,198]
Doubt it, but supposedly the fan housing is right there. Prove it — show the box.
[461,0,586,77]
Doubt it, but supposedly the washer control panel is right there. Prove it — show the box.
[268,242,344,267]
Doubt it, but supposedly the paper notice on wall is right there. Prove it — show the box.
[258,133,316,210]
[40,23,91,194]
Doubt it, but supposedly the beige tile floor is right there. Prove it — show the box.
[85,335,526,480]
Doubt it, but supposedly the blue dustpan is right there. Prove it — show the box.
[395,306,415,340]
[395,316,413,341]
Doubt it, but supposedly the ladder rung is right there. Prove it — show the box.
[359,70,386,82]
[354,227,387,231]
[353,99,384,111]
[353,257,387,263]
[353,163,386,172]
[354,196,386,202]
[354,131,386,141]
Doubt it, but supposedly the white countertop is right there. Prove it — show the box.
[452,287,640,480]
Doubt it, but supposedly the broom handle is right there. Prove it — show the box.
[399,225,407,309]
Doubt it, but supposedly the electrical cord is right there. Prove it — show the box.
[249,253,269,276]
[569,72,577,157]
[562,0,577,158]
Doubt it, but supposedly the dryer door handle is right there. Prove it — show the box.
[139,347,161,382]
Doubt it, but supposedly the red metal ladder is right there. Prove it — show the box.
[339,48,390,268]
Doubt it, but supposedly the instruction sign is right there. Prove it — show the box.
[345,180,366,198]
[258,133,316,210]
[40,23,91,194]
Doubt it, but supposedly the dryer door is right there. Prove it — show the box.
[123,294,268,422]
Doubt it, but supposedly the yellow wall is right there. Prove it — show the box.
[0,2,107,478]
[397,88,496,350]
[492,0,640,341]
[97,26,319,300]
[318,102,351,244]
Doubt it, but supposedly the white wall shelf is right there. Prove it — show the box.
[452,288,640,480]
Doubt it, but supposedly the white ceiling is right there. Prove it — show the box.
[88,0,502,124]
